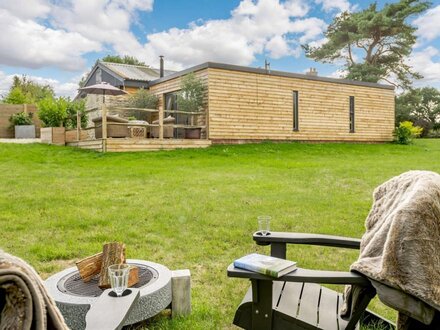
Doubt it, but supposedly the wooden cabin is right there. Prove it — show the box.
[74,61,394,152]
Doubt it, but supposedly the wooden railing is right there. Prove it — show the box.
[73,103,207,143]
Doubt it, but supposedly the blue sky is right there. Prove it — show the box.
[1,0,439,97]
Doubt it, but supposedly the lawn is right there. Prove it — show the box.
[1,140,439,329]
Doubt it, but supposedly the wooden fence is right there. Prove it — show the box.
[0,104,41,138]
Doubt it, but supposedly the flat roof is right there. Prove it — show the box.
[148,62,395,90]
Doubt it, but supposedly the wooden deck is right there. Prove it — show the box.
[66,138,212,152]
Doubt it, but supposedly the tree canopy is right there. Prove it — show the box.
[177,73,206,112]
[2,75,55,104]
[101,55,147,66]
[303,0,431,89]
[396,87,440,135]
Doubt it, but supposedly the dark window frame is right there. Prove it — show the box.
[293,91,299,131]
[165,91,189,139]
[349,96,355,133]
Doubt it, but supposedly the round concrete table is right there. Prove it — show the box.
[45,259,172,330]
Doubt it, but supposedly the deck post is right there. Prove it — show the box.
[159,94,164,140]
[102,103,107,152]
[76,111,81,141]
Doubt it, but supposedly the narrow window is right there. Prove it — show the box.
[293,91,299,131]
[96,68,102,83]
[349,96,355,133]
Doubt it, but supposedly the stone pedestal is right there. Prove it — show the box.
[171,269,191,317]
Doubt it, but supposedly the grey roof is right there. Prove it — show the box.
[149,62,395,90]
[100,61,176,82]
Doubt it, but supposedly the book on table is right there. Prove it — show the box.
[234,253,297,278]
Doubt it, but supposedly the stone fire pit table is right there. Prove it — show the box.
[45,259,172,330]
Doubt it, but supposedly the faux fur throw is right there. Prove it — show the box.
[346,171,440,324]
[0,250,68,330]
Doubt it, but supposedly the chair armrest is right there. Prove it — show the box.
[253,232,361,249]
[227,263,369,286]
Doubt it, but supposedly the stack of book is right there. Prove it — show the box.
[234,253,297,278]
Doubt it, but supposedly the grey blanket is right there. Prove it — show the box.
[0,250,68,330]
[344,171,440,327]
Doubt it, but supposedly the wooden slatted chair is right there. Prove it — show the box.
[227,232,395,330]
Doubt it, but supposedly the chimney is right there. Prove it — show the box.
[159,56,164,78]
[306,67,318,76]
[264,59,271,73]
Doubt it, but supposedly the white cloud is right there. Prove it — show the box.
[1,0,50,19]
[290,17,327,43]
[0,0,154,71]
[408,46,440,86]
[0,8,101,71]
[414,5,440,42]
[266,36,294,59]
[314,0,352,13]
[328,68,348,79]
[139,0,326,69]
[284,0,310,17]
[50,0,154,49]
[0,0,327,81]
[0,71,80,98]
[0,72,14,97]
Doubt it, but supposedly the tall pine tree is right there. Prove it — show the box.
[303,0,431,89]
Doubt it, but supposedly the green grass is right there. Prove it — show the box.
[1,140,439,329]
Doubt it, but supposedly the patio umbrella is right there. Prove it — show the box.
[78,82,127,103]
[78,82,128,143]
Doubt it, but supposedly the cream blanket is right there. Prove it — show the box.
[346,171,440,325]
[0,250,68,330]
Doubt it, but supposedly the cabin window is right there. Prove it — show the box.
[96,68,102,83]
[349,96,355,133]
[165,92,178,111]
[293,91,299,131]
[165,92,188,138]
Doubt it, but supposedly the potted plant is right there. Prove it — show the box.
[9,111,35,139]
[38,97,68,145]
[129,89,159,110]
[177,73,206,139]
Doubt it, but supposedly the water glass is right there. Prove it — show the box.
[108,264,130,297]
[258,216,271,235]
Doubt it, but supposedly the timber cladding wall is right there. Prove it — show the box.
[0,104,41,138]
[206,68,395,142]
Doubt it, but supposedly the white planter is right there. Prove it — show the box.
[15,125,36,139]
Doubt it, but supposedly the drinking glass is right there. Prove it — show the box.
[258,216,271,236]
[108,264,130,297]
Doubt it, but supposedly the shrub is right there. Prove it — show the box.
[427,129,440,138]
[38,97,68,127]
[394,121,423,144]
[177,73,206,112]
[64,100,88,129]
[129,89,159,109]
[9,111,33,127]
